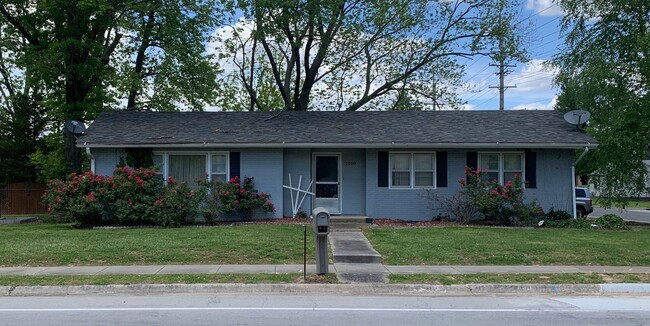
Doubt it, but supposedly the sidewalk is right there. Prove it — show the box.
[1,264,649,276]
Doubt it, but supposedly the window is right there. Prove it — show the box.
[151,152,229,187]
[211,154,227,182]
[390,152,436,188]
[478,152,524,185]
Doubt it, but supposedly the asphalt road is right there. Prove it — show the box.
[0,294,648,325]
[591,207,650,223]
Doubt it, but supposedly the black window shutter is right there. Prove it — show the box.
[377,151,389,187]
[466,152,478,172]
[436,151,448,187]
[525,150,537,188]
[229,152,240,180]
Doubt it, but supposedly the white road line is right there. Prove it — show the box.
[0,307,577,313]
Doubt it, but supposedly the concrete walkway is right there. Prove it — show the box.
[1,265,648,276]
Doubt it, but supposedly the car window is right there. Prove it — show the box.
[575,189,586,197]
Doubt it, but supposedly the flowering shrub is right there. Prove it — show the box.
[43,172,105,225]
[153,180,199,227]
[104,166,161,225]
[459,167,542,226]
[197,176,274,221]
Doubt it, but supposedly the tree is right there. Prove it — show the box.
[551,0,650,206]
[0,0,224,176]
[0,20,50,184]
[214,0,523,111]
[114,0,223,112]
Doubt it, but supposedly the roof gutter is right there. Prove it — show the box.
[571,146,590,219]
[78,142,597,150]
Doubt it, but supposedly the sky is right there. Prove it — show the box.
[460,0,565,111]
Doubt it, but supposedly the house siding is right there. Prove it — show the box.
[365,148,574,220]
[91,148,123,176]
[523,149,573,213]
[282,149,312,217]
[240,149,284,218]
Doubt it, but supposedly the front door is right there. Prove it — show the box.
[313,154,341,214]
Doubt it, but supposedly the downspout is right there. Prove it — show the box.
[86,147,96,174]
[571,147,590,219]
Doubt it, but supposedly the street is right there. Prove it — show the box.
[592,207,650,224]
[0,294,648,325]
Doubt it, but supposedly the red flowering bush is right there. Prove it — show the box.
[459,167,542,225]
[197,176,274,221]
[43,172,105,225]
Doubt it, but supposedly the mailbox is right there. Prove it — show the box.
[312,207,330,274]
[312,207,330,235]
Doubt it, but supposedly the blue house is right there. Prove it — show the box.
[77,110,596,220]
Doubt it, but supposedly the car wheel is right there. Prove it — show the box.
[576,207,586,219]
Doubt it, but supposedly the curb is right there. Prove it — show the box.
[1,283,648,297]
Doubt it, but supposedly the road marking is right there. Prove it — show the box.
[0,307,577,313]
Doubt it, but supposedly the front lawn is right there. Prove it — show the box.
[0,223,315,266]
[389,273,650,285]
[594,199,650,209]
[364,226,650,266]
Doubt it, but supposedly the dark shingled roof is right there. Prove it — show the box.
[77,110,597,149]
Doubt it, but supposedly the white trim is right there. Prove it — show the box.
[388,152,437,189]
[80,142,597,149]
[312,153,342,215]
[478,152,525,186]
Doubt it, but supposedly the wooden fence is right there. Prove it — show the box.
[0,183,48,215]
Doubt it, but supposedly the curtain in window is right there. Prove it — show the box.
[169,155,205,188]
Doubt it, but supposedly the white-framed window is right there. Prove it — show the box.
[389,152,436,189]
[478,152,524,185]
[152,151,229,187]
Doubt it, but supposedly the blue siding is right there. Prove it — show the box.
[91,148,123,176]
[366,148,575,220]
[523,149,573,213]
[240,149,284,218]
[282,149,312,217]
[310,149,366,215]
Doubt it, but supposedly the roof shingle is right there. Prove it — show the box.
[77,110,597,148]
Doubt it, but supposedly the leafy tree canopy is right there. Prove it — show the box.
[552,0,650,206]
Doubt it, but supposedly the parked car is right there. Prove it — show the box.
[575,187,593,218]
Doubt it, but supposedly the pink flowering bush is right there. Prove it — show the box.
[153,179,199,227]
[459,167,542,226]
[104,166,161,225]
[43,172,105,225]
[197,176,274,222]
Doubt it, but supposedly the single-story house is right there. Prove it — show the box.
[77,110,597,220]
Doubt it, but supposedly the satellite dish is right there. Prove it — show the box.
[64,120,86,134]
[563,110,591,131]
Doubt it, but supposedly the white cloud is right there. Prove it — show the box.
[511,96,557,110]
[509,59,558,93]
[526,0,564,17]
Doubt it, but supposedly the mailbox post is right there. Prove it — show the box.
[312,207,330,275]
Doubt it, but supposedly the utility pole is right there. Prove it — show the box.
[489,38,516,110]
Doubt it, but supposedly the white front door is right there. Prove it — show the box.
[313,154,341,214]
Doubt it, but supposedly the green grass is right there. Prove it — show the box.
[594,199,650,209]
[389,273,650,285]
[0,223,316,266]
[0,273,339,286]
[365,226,650,266]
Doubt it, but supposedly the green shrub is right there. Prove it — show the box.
[197,176,274,221]
[103,167,161,225]
[152,181,199,227]
[594,214,627,230]
[544,208,572,221]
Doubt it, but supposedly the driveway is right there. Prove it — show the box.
[591,207,650,224]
